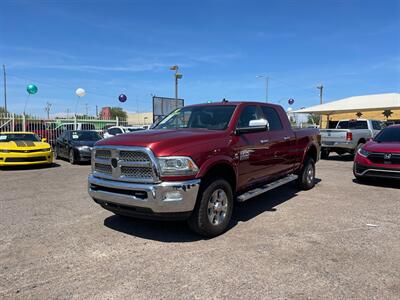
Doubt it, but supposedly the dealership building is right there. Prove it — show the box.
[294,93,400,128]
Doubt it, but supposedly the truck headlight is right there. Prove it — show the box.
[158,156,199,176]
[357,147,369,157]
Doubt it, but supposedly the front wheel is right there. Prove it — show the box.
[297,158,316,190]
[69,149,77,165]
[188,178,233,237]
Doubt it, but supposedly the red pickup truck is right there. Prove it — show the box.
[88,101,320,237]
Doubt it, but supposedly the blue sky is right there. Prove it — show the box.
[1,0,399,116]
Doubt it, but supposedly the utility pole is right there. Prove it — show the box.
[3,64,7,112]
[317,85,323,104]
[44,102,52,119]
[317,85,324,127]
[96,105,98,118]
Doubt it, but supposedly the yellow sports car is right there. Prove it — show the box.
[0,132,53,166]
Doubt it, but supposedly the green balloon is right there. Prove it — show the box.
[27,84,38,95]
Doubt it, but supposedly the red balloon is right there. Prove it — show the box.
[119,94,127,102]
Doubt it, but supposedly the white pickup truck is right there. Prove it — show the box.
[320,119,384,159]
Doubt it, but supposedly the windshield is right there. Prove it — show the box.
[0,133,41,142]
[154,105,236,130]
[374,127,400,142]
[71,131,102,141]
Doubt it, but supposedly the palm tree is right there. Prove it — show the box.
[382,110,393,121]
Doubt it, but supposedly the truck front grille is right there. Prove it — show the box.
[92,147,158,183]
[121,166,153,178]
[119,151,149,162]
[95,163,112,174]
[95,149,111,160]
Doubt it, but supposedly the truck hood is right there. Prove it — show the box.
[364,140,400,153]
[95,129,229,156]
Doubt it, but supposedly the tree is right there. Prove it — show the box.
[307,113,320,125]
[382,110,393,120]
[109,107,127,120]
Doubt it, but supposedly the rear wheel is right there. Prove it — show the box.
[297,158,316,190]
[188,178,233,237]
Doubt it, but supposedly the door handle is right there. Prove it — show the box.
[283,136,291,140]
[260,139,269,144]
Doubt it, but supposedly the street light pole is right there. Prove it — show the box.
[256,75,269,102]
[3,64,7,112]
[170,65,182,99]
[317,85,324,127]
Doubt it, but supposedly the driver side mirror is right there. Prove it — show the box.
[236,119,269,134]
[41,138,47,142]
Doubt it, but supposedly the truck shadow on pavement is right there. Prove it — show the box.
[104,178,321,242]
[324,154,354,162]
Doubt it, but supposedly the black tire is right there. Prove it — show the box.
[320,148,330,159]
[297,158,316,190]
[69,149,77,164]
[188,178,233,237]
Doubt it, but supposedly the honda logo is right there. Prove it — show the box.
[384,153,392,160]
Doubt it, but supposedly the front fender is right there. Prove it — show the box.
[196,155,237,179]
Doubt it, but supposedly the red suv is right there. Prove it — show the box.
[353,125,400,180]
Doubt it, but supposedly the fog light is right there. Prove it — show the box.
[164,191,183,201]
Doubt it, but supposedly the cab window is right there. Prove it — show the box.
[261,106,283,131]
[237,106,264,128]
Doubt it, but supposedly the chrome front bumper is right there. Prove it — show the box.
[88,174,200,213]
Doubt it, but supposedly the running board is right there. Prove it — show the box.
[237,174,298,202]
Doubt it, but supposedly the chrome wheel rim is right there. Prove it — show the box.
[306,164,314,185]
[207,189,228,226]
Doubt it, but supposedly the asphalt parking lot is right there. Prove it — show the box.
[1,157,399,299]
